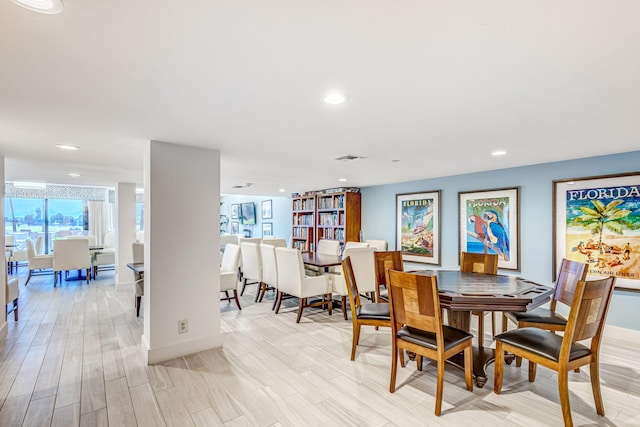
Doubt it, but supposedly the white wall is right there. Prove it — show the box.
[361,150,640,330]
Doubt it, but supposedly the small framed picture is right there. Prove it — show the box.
[231,221,239,234]
[261,199,273,220]
[262,222,273,237]
[396,190,441,265]
[231,204,240,220]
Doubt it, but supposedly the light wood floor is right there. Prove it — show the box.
[1,270,639,426]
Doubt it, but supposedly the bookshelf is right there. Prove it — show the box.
[291,195,316,251]
[315,191,361,248]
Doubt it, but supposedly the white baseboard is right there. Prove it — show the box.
[141,333,222,364]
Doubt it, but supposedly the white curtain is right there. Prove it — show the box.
[88,200,109,245]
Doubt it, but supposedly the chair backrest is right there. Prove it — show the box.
[35,235,44,255]
[26,239,36,259]
[275,247,304,295]
[259,243,278,288]
[552,258,589,310]
[53,239,90,270]
[342,257,363,318]
[460,252,498,275]
[387,269,443,343]
[374,251,404,289]
[317,239,341,256]
[261,238,287,248]
[5,235,15,246]
[239,237,262,246]
[365,239,388,252]
[67,235,97,247]
[240,242,262,281]
[132,242,144,263]
[342,247,376,293]
[221,243,240,274]
[103,232,115,250]
[343,241,368,254]
[220,234,239,246]
[562,277,616,356]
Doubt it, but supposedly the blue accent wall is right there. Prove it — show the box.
[221,195,291,241]
[361,150,640,330]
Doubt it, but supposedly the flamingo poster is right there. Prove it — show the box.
[459,187,520,270]
[554,173,640,290]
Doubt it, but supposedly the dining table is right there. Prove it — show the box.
[301,252,342,272]
[410,270,554,387]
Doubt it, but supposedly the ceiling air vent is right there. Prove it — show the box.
[335,155,366,162]
[231,182,253,189]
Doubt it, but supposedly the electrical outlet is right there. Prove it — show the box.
[178,319,188,334]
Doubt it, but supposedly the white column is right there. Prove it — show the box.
[142,141,220,364]
[0,155,6,337]
[115,182,137,289]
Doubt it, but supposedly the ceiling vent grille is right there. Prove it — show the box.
[231,183,253,189]
[335,154,365,162]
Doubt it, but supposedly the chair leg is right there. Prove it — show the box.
[54,271,57,287]
[255,283,263,302]
[389,340,398,393]
[494,341,504,394]
[12,299,18,321]
[558,369,574,427]
[233,290,242,310]
[342,296,348,320]
[351,324,361,361]
[590,358,605,416]
[417,355,423,371]
[435,358,445,416]
[240,278,248,296]
[274,291,283,313]
[463,345,473,391]
[528,361,537,382]
[25,270,33,286]
[490,312,496,338]
[272,291,279,310]
[136,296,141,317]
[477,312,485,347]
[296,298,305,323]
[502,314,509,333]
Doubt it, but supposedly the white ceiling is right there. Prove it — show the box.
[1,1,639,196]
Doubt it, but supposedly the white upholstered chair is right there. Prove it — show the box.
[220,243,241,310]
[317,239,341,256]
[5,256,19,321]
[343,241,369,251]
[220,234,239,247]
[259,243,280,308]
[93,231,115,277]
[365,239,388,252]
[260,238,287,248]
[274,247,332,323]
[240,241,263,301]
[53,239,91,287]
[25,238,54,285]
[131,242,145,316]
[330,247,377,319]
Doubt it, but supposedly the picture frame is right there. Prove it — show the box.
[396,190,441,265]
[261,199,273,220]
[231,204,240,220]
[459,187,519,270]
[553,172,640,290]
[231,221,239,234]
[262,222,273,237]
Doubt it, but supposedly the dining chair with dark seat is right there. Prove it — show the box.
[387,269,474,416]
[373,250,403,303]
[459,251,498,346]
[494,276,616,427]
[341,255,391,359]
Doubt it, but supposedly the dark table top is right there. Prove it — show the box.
[127,263,144,274]
[301,252,342,268]
[412,270,554,313]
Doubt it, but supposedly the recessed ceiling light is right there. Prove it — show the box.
[68,173,82,178]
[278,188,286,193]
[56,144,79,151]
[11,0,63,14]
[324,92,346,105]
[491,150,507,156]
[338,178,347,182]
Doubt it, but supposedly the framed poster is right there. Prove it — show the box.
[396,190,441,265]
[262,222,273,237]
[554,172,640,290]
[231,204,240,220]
[459,187,520,270]
[231,221,239,234]
[261,199,273,220]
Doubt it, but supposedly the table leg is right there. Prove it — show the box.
[446,309,493,388]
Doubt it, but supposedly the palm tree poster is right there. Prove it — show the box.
[396,190,441,265]
[459,187,520,270]
[554,173,640,290]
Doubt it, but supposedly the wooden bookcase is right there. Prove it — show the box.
[291,195,316,252]
[315,191,361,248]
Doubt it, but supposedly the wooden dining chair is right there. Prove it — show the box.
[373,250,403,303]
[494,276,616,427]
[342,256,391,360]
[459,251,498,346]
[503,258,589,367]
[386,269,474,416]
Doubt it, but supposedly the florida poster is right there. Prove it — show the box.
[396,191,440,265]
[459,187,520,270]
[554,173,640,290]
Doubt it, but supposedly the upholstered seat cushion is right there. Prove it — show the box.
[509,307,567,326]
[356,302,390,320]
[495,327,591,362]
[398,325,473,352]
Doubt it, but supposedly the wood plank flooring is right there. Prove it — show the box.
[1,269,639,426]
